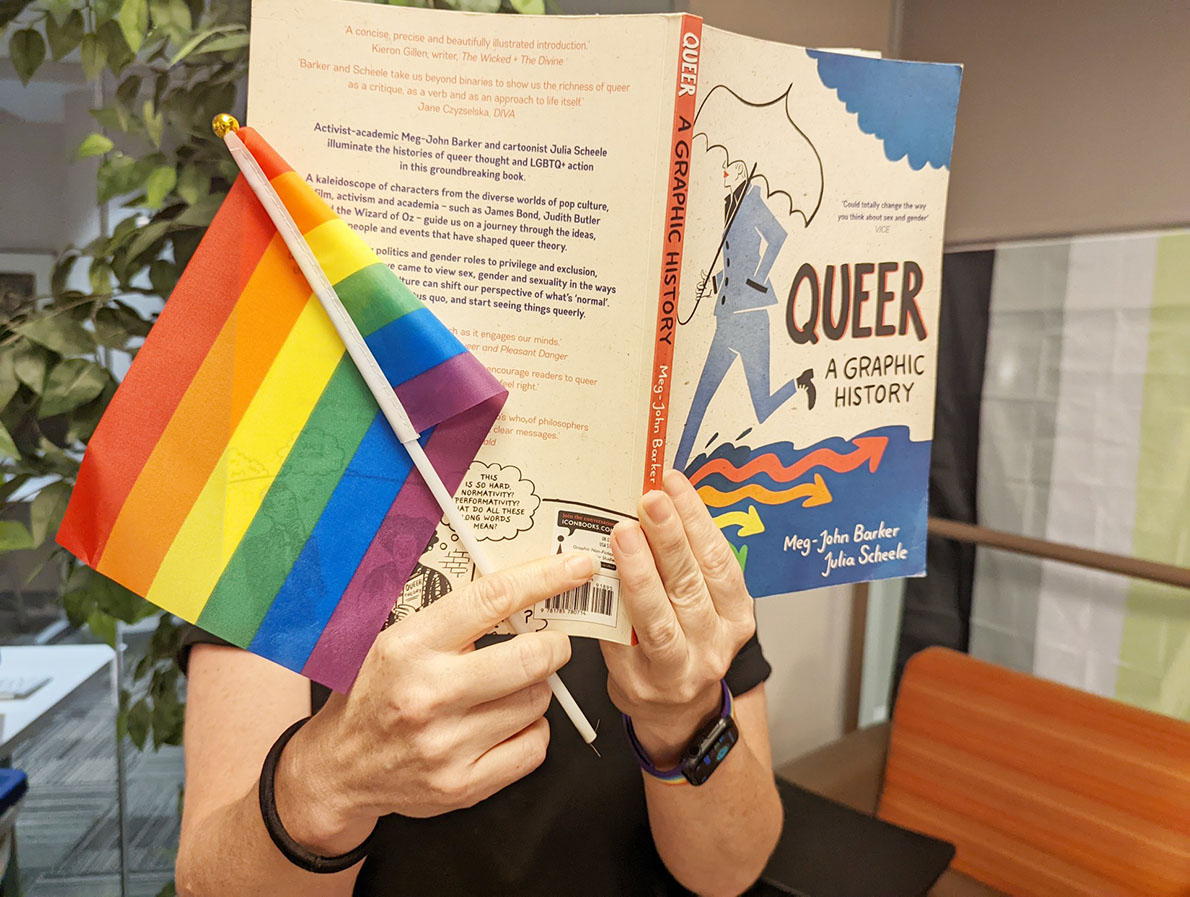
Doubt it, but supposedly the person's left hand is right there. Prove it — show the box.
[601,469,757,767]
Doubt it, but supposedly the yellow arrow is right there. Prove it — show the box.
[712,504,765,537]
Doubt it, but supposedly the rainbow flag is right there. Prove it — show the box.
[57,128,507,692]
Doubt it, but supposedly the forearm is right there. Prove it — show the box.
[175,783,363,897]
[643,731,782,896]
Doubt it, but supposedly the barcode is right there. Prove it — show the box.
[545,581,615,618]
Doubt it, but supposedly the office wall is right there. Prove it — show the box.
[687,0,891,53]
[900,0,1190,245]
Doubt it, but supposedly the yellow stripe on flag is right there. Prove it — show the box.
[146,297,344,621]
[306,217,378,282]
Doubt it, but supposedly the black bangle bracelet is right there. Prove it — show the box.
[258,716,375,874]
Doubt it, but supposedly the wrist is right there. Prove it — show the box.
[626,682,723,768]
[272,714,377,856]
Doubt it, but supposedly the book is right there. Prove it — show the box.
[247,0,962,643]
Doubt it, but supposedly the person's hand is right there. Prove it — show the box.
[601,469,756,766]
[276,552,595,852]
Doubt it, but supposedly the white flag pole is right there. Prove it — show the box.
[215,115,598,749]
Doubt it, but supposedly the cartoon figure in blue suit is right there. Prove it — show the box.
[674,161,815,472]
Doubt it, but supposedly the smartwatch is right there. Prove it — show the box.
[624,679,738,786]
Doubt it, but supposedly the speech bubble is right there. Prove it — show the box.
[454,462,540,542]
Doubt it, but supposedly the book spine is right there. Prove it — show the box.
[641,13,703,492]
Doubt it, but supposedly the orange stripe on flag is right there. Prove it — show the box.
[97,234,312,592]
[271,170,335,235]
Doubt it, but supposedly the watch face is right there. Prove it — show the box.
[681,717,739,786]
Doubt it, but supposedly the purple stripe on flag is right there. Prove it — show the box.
[396,352,506,433]
[300,396,505,692]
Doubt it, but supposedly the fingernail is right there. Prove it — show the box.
[662,469,686,496]
[565,553,595,577]
[614,522,644,553]
[643,490,672,524]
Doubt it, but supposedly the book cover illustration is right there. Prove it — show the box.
[668,41,962,594]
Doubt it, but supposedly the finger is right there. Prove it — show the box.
[416,552,595,650]
[611,521,686,664]
[638,489,719,637]
[454,631,572,706]
[662,469,751,618]
[465,716,550,805]
[457,682,552,756]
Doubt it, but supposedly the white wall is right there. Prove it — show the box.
[755,585,855,766]
[0,56,98,256]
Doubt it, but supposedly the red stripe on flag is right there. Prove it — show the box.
[57,178,275,566]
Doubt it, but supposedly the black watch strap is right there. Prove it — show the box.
[258,716,375,873]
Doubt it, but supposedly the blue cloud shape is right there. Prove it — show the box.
[807,50,962,170]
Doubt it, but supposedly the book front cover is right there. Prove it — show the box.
[668,31,962,595]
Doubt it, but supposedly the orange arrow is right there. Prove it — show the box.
[698,473,833,509]
[689,437,887,488]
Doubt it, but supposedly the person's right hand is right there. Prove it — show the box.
[273,551,595,852]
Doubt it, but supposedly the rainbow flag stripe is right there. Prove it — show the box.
[58,128,506,692]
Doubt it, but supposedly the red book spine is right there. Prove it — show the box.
[641,13,703,492]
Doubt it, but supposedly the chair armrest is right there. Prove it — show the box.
[775,722,890,815]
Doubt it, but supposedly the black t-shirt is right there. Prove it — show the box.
[179,627,771,896]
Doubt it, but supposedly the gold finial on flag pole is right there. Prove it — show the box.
[211,113,240,139]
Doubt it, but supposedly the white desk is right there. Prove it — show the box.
[0,645,116,760]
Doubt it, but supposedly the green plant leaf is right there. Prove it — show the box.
[97,19,134,73]
[509,0,543,10]
[37,436,79,476]
[39,358,108,417]
[65,379,116,443]
[143,98,164,147]
[42,0,75,25]
[50,252,79,298]
[188,30,247,55]
[149,0,191,41]
[30,481,72,546]
[117,0,148,52]
[148,258,178,296]
[95,305,149,348]
[45,8,85,60]
[448,0,501,10]
[76,132,115,159]
[87,608,118,648]
[9,27,46,85]
[0,521,33,552]
[88,258,113,294]
[0,420,17,461]
[125,218,169,261]
[13,342,48,393]
[125,697,150,747]
[0,347,19,408]
[167,23,241,64]
[13,313,97,356]
[91,0,122,24]
[144,164,176,208]
[175,163,205,205]
[174,193,220,227]
[79,32,107,79]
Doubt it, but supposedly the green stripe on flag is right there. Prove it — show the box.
[197,356,378,645]
[1117,231,1190,719]
[335,263,423,337]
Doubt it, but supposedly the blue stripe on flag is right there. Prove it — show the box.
[248,414,431,671]
[367,307,467,385]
